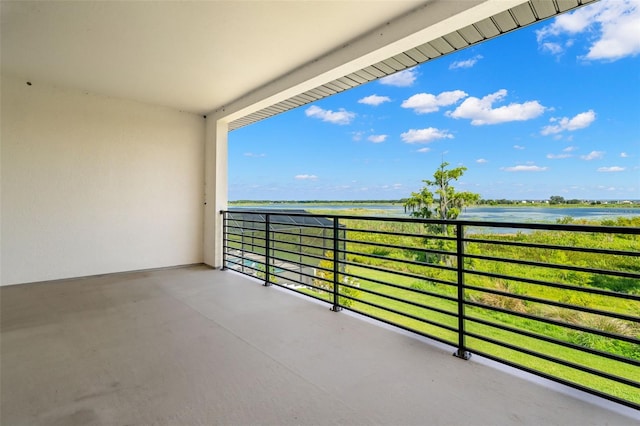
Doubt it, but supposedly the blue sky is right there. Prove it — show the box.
[229,0,640,201]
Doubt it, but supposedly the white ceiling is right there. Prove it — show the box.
[1,0,424,114]
[1,0,595,126]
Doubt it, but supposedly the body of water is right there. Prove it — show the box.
[232,203,640,223]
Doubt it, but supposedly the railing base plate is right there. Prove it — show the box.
[330,306,343,312]
[453,350,472,360]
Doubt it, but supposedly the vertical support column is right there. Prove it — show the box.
[264,214,272,286]
[454,222,471,359]
[331,218,342,312]
[221,212,228,271]
[299,228,303,284]
[204,118,228,268]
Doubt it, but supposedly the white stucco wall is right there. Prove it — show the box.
[1,75,205,285]
[203,119,227,269]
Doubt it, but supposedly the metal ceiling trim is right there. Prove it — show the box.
[229,0,597,131]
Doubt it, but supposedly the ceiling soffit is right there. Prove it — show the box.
[228,0,596,131]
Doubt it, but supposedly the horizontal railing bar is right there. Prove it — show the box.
[343,227,455,242]
[269,281,333,303]
[465,269,640,301]
[269,248,326,264]
[224,230,267,239]
[339,294,460,334]
[465,331,640,388]
[270,265,322,285]
[270,238,332,249]
[229,235,266,248]
[229,267,261,280]
[464,284,640,323]
[221,210,640,235]
[270,239,332,253]
[465,315,640,367]
[344,238,455,258]
[224,219,267,228]
[344,305,458,347]
[272,240,326,259]
[282,279,332,295]
[270,228,334,238]
[342,250,457,274]
[338,279,458,319]
[464,236,640,257]
[267,256,328,277]
[343,271,458,304]
[465,300,639,345]
[224,257,262,269]
[468,348,640,411]
[465,253,640,279]
[342,259,458,288]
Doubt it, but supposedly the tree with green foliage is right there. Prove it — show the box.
[403,162,480,266]
[404,162,480,236]
[549,195,565,205]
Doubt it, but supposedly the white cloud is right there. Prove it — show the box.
[536,0,640,61]
[295,174,318,180]
[401,90,468,114]
[541,110,596,135]
[449,55,483,69]
[514,145,525,150]
[244,152,266,157]
[358,95,391,106]
[542,42,564,55]
[379,68,417,87]
[447,89,546,125]
[621,152,629,157]
[401,127,454,144]
[547,153,572,159]
[581,150,605,160]
[597,166,626,172]
[305,105,355,125]
[368,134,387,143]
[502,165,549,172]
[563,146,578,152]
[597,185,618,191]
[417,147,431,153]
[476,158,488,163]
[382,183,404,190]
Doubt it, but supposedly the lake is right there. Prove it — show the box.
[231,203,640,223]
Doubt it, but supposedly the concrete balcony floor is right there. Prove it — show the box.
[1,265,637,425]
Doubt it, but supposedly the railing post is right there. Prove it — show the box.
[264,214,272,286]
[331,217,342,312]
[221,211,228,271]
[454,222,471,360]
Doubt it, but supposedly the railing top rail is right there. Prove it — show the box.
[221,210,640,235]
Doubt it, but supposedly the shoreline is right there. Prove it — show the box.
[229,201,640,209]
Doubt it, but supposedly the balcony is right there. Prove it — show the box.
[2,264,637,425]
[2,1,638,423]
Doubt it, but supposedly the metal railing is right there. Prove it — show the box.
[221,210,640,409]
